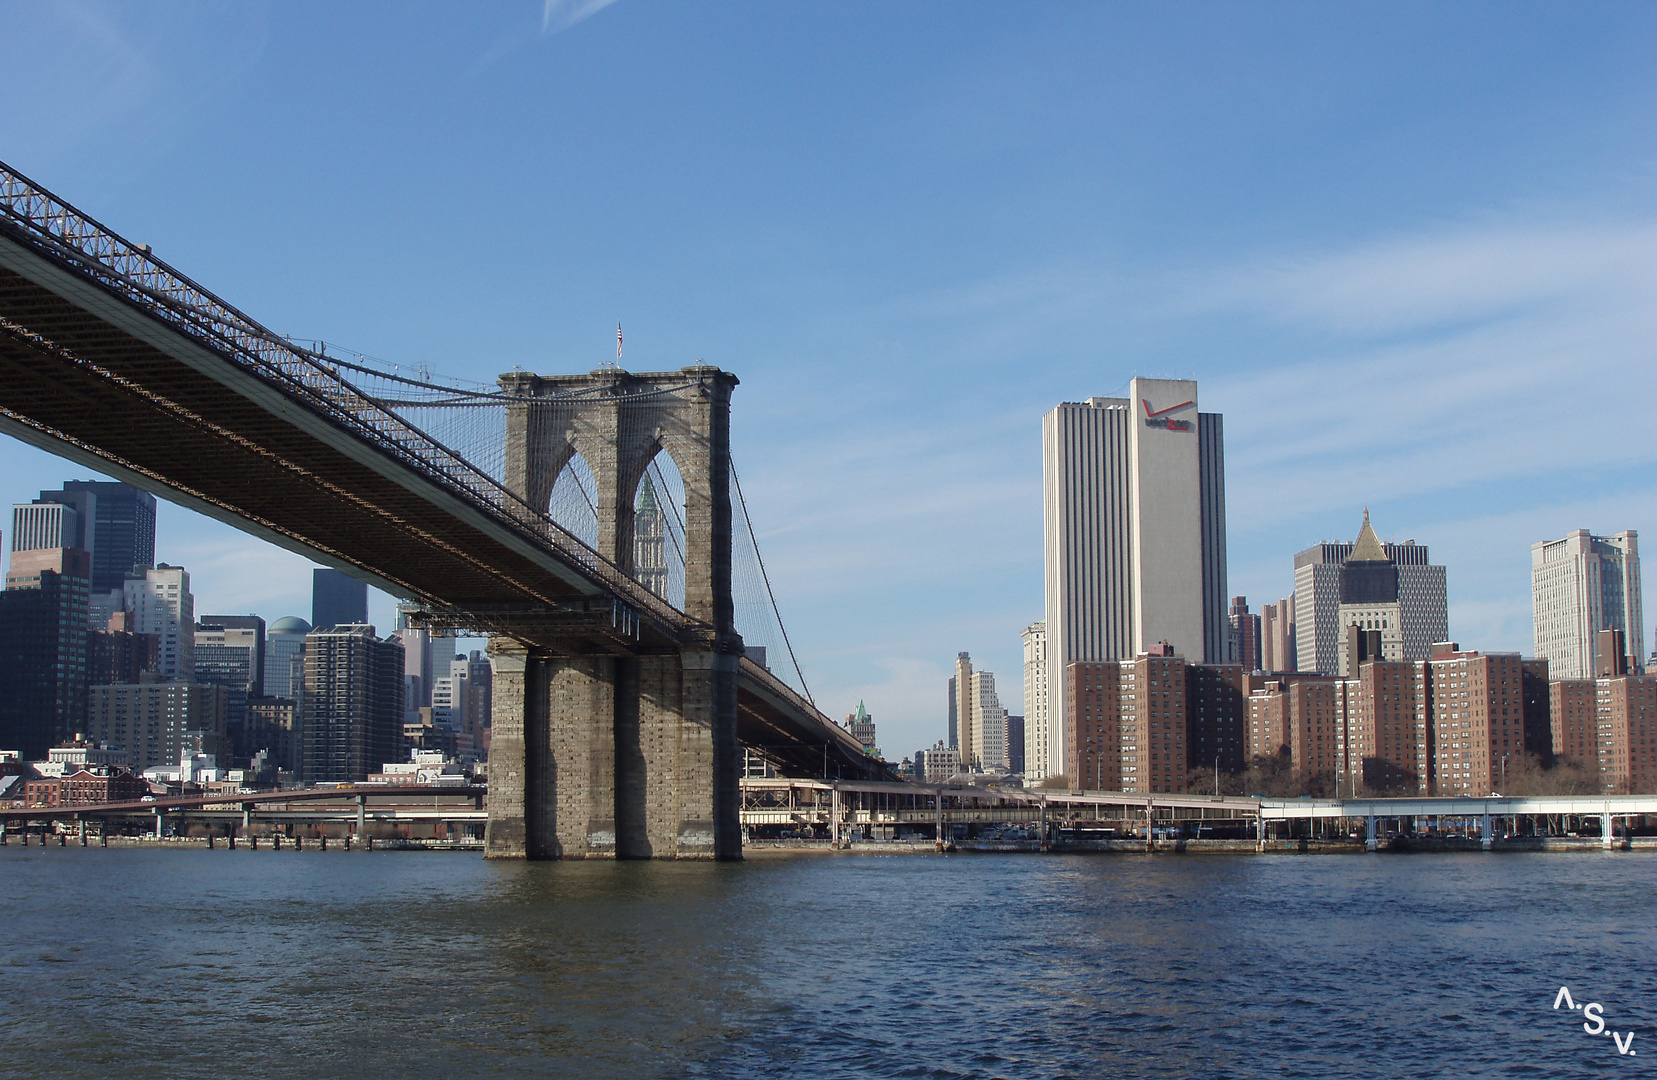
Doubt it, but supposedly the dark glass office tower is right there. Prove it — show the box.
[312,568,368,630]
[40,481,157,593]
[0,548,91,759]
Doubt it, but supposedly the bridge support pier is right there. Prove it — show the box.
[486,365,744,862]
[1365,815,1378,852]
[485,640,741,860]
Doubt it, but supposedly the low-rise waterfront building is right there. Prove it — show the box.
[920,741,962,783]
[23,766,149,807]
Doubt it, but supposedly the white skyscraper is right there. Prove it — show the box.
[971,670,1008,773]
[1021,621,1049,780]
[1041,377,1227,781]
[954,653,974,765]
[124,564,194,681]
[395,623,435,723]
[1532,530,1643,679]
[11,500,77,553]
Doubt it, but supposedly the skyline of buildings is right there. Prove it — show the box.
[1048,634,1657,799]
[900,376,1650,793]
[0,478,485,789]
[1,472,1650,798]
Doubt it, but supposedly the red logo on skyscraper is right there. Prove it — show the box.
[1142,398,1195,432]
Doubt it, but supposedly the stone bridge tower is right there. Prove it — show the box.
[485,365,742,860]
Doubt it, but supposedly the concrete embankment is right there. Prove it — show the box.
[744,838,1361,855]
[5,835,483,852]
[744,836,1657,855]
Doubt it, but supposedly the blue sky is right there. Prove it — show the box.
[3,2,1655,761]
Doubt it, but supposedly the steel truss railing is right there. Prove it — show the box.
[0,160,699,637]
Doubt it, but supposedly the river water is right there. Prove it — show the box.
[1,846,1650,1078]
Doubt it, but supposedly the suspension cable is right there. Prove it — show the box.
[730,461,812,706]
[650,457,687,569]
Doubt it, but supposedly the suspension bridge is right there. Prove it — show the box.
[0,160,887,862]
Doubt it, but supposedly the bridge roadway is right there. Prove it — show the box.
[0,161,877,786]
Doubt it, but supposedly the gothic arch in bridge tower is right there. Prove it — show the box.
[545,448,599,551]
[491,366,742,861]
[502,368,732,629]
[629,451,686,611]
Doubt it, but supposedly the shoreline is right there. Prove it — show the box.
[9,835,1652,856]
[743,835,1657,855]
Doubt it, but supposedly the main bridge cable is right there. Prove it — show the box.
[306,345,698,407]
[649,456,687,576]
[328,349,697,601]
[730,461,813,706]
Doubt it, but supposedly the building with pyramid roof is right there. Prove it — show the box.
[1292,511,1448,676]
[845,700,878,756]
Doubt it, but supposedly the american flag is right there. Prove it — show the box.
[616,322,623,362]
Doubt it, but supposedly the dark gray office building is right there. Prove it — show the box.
[312,568,369,631]
[0,548,91,759]
[38,481,157,593]
[195,615,267,760]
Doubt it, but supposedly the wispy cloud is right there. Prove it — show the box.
[543,0,620,35]
[1206,217,1657,529]
[1178,213,1657,658]
[1202,220,1657,337]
